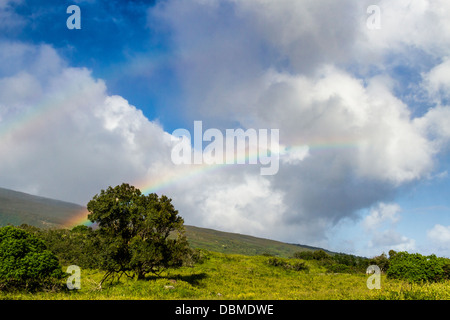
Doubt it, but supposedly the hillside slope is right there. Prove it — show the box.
[184,225,321,258]
[0,187,85,229]
[0,187,331,257]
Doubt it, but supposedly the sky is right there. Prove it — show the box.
[1,0,450,258]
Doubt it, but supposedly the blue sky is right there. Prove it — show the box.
[1,0,450,257]
[4,0,183,128]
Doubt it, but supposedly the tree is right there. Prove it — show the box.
[30,225,103,269]
[86,183,190,285]
[387,251,450,284]
[313,250,330,261]
[0,226,65,291]
[369,253,389,273]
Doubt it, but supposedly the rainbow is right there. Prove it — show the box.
[2,95,362,230]
[0,73,96,141]
[61,207,94,230]
[135,139,363,196]
[60,139,362,229]
[134,139,363,198]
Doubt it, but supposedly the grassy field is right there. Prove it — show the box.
[2,250,450,300]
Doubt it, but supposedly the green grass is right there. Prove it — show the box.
[2,250,449,300]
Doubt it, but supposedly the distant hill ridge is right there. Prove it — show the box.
[0,187,331,258]
[0,187,84,229]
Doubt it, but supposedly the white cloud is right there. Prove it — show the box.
[2,0,450,255]
[146,0,450,248]
[415,105,450,148]
[191,173,286,236]
[363,203,401,232]
[370,229,416,252]
[360,203,416,255]
[257,67,435,185]
[423,58,450,101]
[0,40,290,244]
[0,0,26,32]
[427,224,450,245]
[0,42,174,204]
[280,145,310,165]
[357,0,450,64]
[412,59,450,150]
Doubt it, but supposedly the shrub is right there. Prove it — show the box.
[267,257,309,272]
[325,263,351,274]
[293,250,369,274]
[35,226,103,269]
[387,251,450,284]
[0,226,65,291]
[369,253,390,273]
[293,250,329,261]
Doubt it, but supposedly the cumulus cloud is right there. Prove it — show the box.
[2,0,450,254]
[423,58,450,101]
[361,0,450,57]
[363,203,401,232]
[362,203,415,254]
[144,0,450,246]
[370,229,416,252]
[0,41,174,204]
[0,41,287,241]
[413,60,450,148]
[427,224,450,245]
[256,68,435,184]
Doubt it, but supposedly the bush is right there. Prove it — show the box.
[267,257,309,272]
[293,250,329,261]
[293,250,369,274]
[387,251,450,284]
[33,226,103,269]
[369,253,390,273]
[0,226,65,291]
[325,263,351,274]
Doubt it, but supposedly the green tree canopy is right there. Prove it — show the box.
[87,183,191,284]
[387,251,450,284]
[0,226,65,291]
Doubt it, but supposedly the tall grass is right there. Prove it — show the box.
[1,251,450,300]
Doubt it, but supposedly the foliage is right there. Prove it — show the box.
[20,225,101,268]
[18,224,103,269]
[387,251,450,284]
[86,183,191,284]
[2,247,450,300]
[266,257,309,272]
[369,253,390,273]
[293,250,370,273]
[0,251,378,300]
[293,250,329,261]
[0,226,65,291]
